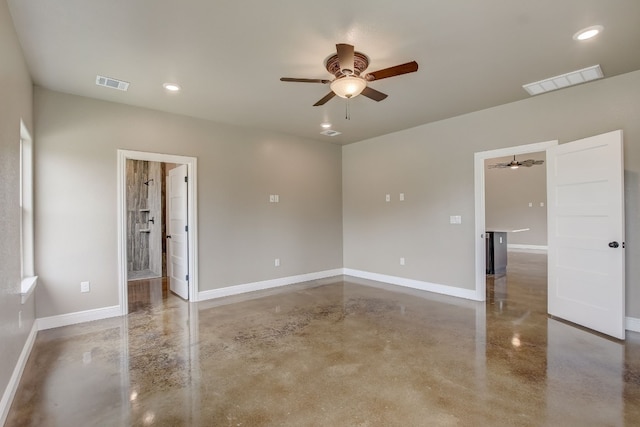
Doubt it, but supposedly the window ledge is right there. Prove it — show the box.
[21,276,38,304]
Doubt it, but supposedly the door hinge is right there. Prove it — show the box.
[184,176,188,183]
[185,225,188,232]
[185,274,189,282]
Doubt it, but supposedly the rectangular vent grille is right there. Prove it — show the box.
[523,65,603,96]
[96,75,130,91]
[320,129,341,137]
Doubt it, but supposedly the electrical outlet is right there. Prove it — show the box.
[274,258,280,267]
[399,193,405,201]
[385,194,391,202]
[81,281,91,293]
[400,257,405,266]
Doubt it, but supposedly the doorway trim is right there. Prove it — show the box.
[473,140,557,301]
[117,149,198,315]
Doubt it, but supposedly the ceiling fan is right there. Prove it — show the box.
[489,155,545,169]
[280,43,418,106]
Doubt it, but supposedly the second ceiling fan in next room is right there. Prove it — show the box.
[489,155,545,170]
[280,43,419,107]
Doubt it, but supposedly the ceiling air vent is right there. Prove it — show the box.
[320,129,341,137]
[522,65,603,96]
[96,75,130,91]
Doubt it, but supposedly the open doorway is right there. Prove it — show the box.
[117,150,198,315]
[125,160,190,311]
[125,159,165,282]
[473,140,558,301]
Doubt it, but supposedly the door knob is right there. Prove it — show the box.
[608,241,619,248]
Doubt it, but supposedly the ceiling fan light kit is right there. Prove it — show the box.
[330,76,367,98]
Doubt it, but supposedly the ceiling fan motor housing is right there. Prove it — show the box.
[326,52,370,78]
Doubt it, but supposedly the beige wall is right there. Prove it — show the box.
[343,70,640,317]
[34,88,343,318]
[0,0,35,413]
[484,152,547,246]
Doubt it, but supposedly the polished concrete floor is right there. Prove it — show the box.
[6,252,640,426]
[127,277,168,314]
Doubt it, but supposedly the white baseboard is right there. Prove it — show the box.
[508,244,548,253]
[1,322,38,426]
[37,305,122,331]
[626,317,640,333]
[197,269,344,302]
[343,269,481,302]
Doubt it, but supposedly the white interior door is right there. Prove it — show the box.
[547,130,625,339]
[168,164,189,300]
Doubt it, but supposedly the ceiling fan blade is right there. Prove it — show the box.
[336,43,355,75]
[366,61,419,81]
[280,77,331,84]
[489,163,509,168]
[313,92,336,106]
[361,86,388,102]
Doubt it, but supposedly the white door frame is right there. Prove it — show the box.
[117,149,198,315]
[473,140,558,301]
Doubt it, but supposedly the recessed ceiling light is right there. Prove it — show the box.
[573,25,603,41]
[163,83,181,92]
[320,122,332,129]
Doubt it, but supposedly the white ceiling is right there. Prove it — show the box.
[7,0,640,144]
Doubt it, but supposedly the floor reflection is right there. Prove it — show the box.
[127,277,169,313]
[6,252,640,426]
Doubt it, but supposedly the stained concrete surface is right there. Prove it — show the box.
[6,253,640,426]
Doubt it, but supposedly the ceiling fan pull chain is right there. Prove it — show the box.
[345,97,351,120]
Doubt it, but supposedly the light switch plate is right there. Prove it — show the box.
[80,281,90,293]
